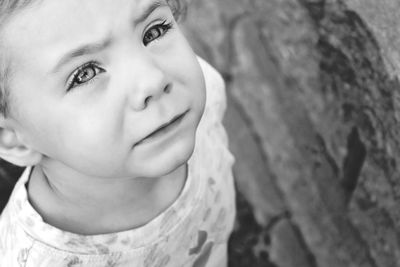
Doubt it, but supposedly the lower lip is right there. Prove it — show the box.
[136,111,188,146]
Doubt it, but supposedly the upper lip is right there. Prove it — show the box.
[135,110,188,145]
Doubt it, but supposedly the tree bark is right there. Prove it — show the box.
[181,0,400,266]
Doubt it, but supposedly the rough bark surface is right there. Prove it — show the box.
[180,0,400,266]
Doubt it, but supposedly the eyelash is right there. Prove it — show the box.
[66,20,173,91]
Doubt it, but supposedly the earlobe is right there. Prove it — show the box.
[0,121,42,167]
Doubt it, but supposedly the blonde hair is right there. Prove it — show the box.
[0,0,38,116]
[167,0,187,21]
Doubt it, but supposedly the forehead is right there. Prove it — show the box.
[1,0,164,65]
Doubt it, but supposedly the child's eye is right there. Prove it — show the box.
[143,20,173,46]
[67,62,105,91]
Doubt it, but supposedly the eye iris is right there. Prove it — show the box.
[144,28,162,43]
[76,67,95,84]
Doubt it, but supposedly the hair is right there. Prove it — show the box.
[0,0,36,116]
[0,0,186,117]
[167,0,187,22]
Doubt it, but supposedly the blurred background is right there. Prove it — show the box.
[2,0,400,266]
[179,0,400,266]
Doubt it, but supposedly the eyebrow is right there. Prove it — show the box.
[52,38,112,73]
[51,0,168,73]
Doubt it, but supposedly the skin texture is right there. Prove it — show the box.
[0,0,206,233]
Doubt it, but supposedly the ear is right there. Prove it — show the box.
[0,118,42,167]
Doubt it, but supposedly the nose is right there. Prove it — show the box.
[128,58,171,111]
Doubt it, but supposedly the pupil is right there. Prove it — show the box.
[149,29,158,39]
[79,69,92,82]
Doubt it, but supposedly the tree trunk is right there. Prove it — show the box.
[181,0,400,266]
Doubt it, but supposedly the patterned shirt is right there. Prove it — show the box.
[0,57,236,267]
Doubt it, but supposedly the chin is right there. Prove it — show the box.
[158,143,195,176]
[130,133,197,178]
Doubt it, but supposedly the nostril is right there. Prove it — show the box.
[164,85,171,94]
[142,85,170,109]
[144,96,152,107]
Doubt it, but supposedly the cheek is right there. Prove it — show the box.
[58,113,121,154]
[15,103,120,161]
[51,113,129,173]
[163,31,201,81]
[187,60,206,114]
[166,40,206,109]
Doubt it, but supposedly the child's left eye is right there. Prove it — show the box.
[143,20,173,46]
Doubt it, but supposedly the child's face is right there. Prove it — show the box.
[2,0,206,179]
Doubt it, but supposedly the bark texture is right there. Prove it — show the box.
[180,0,400,266]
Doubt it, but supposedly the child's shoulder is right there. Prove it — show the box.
[0,168,35,266]
[197,56,227,121]
[194,56,234,162]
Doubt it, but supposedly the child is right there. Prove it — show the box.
[0,0,236,266]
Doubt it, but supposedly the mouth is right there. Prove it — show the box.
[135,110,189,146]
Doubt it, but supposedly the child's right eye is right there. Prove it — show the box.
[66,61,105,91]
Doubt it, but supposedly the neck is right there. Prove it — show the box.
[27,163,187,235]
